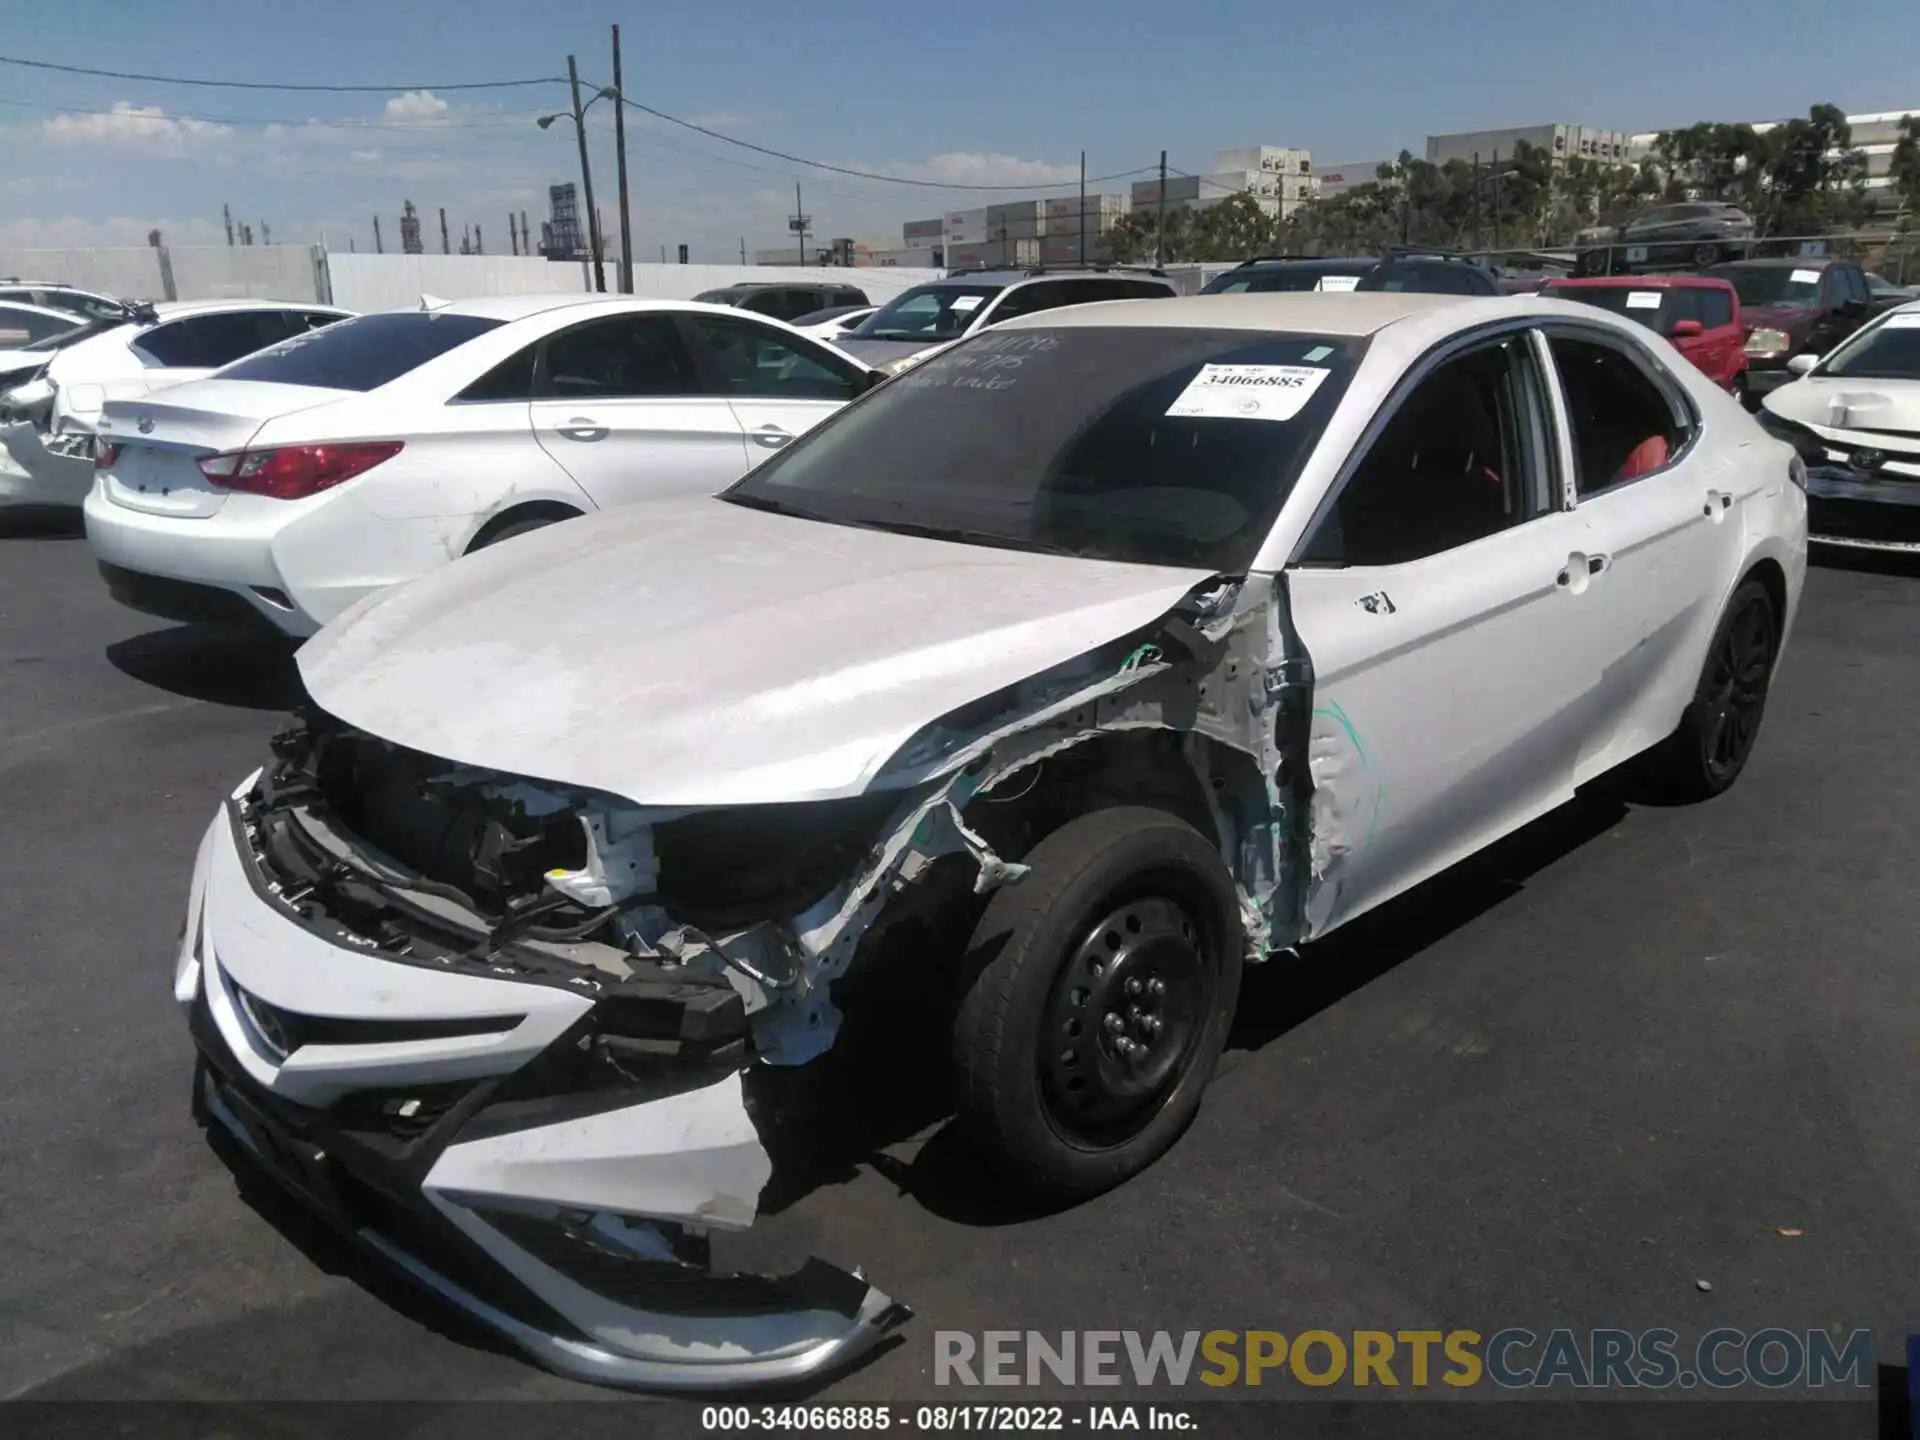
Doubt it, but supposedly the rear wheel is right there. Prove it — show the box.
[466,510,573,553]
[1692,242,1721,267]
[951,807,1243,1198]
[1649,579,1778,800]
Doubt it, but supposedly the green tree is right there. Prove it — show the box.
[1892,113,1920,210]
[1191,190,1278,260]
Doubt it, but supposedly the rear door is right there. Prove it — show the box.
[683,312,867,456]
[529,311,748,507]
[1540,325,1734,779]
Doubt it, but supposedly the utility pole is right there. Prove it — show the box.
[374,215,384,253]
[1155,150,1168,266]
[740,236,747,264]
[261,221,271,246]
[792,181,810,266]
[1471,151,1482,252]
[1079,150,1087,267]
[659,244,666,263]
[611,24,634,292]
[566,54,607,292]
[1482,147,1497,251]
[222,203,234,247]
[509,213,518,255]
[475,223,484,255]
[439,207,450,254]
[520,211,530,258]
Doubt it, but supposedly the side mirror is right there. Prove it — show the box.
[1669,319,1704,338]
[1786,353,1819,376]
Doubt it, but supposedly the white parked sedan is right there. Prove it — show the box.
[174,291,1803,1391]
[1757,299,1920,553]
[86,295,883,635]
[3,299,352,507]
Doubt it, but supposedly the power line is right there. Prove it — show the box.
[0,93,546,133]
[615,92,1150,192]
[0,52,565,93]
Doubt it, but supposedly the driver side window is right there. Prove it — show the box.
[1297,335,1548,567]
[685,315,862,401]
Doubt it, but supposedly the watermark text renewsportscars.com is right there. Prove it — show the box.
[934,1328,1875,1390]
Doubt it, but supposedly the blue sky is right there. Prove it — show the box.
[0,0,1914,258]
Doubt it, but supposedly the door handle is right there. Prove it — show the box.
[557,417,608,443]
[1556,552,1608,591]
[749,424,793,450]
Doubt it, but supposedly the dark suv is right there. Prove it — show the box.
[1201,250,1503,297]
[692,282,870,324]
[838,266,1178,369]
[1705,257,1895,401]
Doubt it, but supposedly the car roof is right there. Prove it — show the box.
[1235,257,1379,271]
[428,293,825,325]
[996,290,1478,336]
[931,269,1171,287]
[1546,274,1736,290]
[1713,256,1837,269]
[146,298,344,319]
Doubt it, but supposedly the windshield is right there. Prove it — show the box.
[849,284,1002,341]
[1816,312,1920,381]
[1204,263,1374,295]
[217,312,503,391]
[723,325,1366,571]
[1708,266,1822,310]
[1543,284,1681,335]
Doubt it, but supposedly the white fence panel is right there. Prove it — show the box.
[0,247,166,300]
[323,252,591,312]
[166,245,321,302]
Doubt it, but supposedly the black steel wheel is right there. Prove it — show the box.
[1039,896,1214,1148]
[1650,578,1779,800]
[951,807,1243,1198]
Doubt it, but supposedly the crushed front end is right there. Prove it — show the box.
[178,723,909,1389]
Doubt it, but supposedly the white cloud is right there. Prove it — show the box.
[384,90,451,123]
[0,215,227,248]
[40,102,231,156]
[867,151,1079,187]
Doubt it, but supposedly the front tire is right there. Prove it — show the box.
[950,807,1244,1198]
[1650,579,1778,800]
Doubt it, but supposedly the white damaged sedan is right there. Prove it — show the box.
[178,291,1805,1389]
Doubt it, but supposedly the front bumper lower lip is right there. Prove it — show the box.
[185,806,910,1391]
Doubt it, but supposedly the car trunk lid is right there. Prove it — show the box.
[97,381,352,519]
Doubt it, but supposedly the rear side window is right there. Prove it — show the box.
[218,312,503,391]
[456,344,538,402]
[541,314,703,399]
[1549,335,1686,496]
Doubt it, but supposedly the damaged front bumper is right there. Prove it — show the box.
[177,785,908,1390]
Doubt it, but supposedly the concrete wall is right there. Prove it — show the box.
[0,246,169,300]
[0,244,945,313]
[324,252,590,312]
[168,245,323,302]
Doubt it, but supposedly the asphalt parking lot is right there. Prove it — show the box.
[3,506,1918,1412]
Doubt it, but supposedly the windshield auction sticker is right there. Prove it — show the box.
[1167,363,1330,423]
[1626,291,1663,309]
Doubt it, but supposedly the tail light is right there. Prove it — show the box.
[197,441,403,500]
[95,441,121,469]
